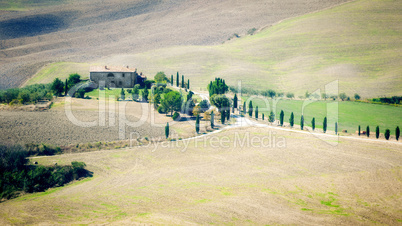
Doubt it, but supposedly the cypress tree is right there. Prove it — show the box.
[120,88,125,100]
[243,101,246,115]
[396,126,400,141]
[65,78,68,96]
[187,79,190,89]
[280,110,284,126]
[289,112,294,127]
[376,126,380,139]
[312,118,315,131]
[335,122,338,135]
[211,111,214,129]
[165,123,169,139]
[248,101,253,117]
[171,75,173,86]
[255,106,258,119]
[323,117,327,133]
[269,111,275,123]
[226,110,230,121]
[181,75,184,88]
[300,115,304,130]
[195,115,200,133]
[221,111,225,124]
[233,94,238,109]
[384,129,390,140]
[367,126,370,137]
[176,72,179,87]
[262,113,264,121]
[358,125,361,136]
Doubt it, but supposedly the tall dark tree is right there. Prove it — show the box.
[300,115,304,130]
[269,111,275,123]
[233,94,238,109]
[207,78,228,96]
[171,75,173,86]
[323,117,327,133]
[312,117,315,131]
[396,126,400,141]
[243,101,246,115]
[384,129,390,140]
[226,110,230,121]
[280,110,284,126]
[358,125,361,136]
[195,115,200,133]
[51,78,64,96]
[120,88,125,100]
[176,72,179,87]
[187,79,190,89]
[376,126,380,139]
[255,106,258,119]
[165,123,169,139]
[211,111,215,129]
[221,111,226,124]
[262,113,264,121]
[367,126,370,137]
[289,112,294,127]
[181,75,184,88]
[142,87,148,102]
[335,122,338,135]
[248,101,253,117]
[64,79,68,96]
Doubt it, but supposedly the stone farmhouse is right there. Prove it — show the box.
[89,65,146,88]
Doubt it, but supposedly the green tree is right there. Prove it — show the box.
[51,78,64,96]
[335,122,338,135]
[367,126,370,137]
[65,79,68,96]
[376,126,380,139]
[339,93,347,101]
[142,87,149,102]
[221,111,225,124]
[153,93,161,108]
[195,115,200,133]
[312,117,315,131]
[396,126,400,141]
[207,78,228,96]
[248,101,253,117]
[120,88,125,100]
[280,110,284,126]
[181,75,184,88]
[132,84,140,101]
[269,111,275,123]
[255,106,258,119]
[176,72,179,87]
[384,129,390,140]
[268,89,276,99]
[161,91,182,116]
[154,72,168,83]
[233,94,238,109]
[358,125,361,136]
[67,73,81,90]
[289,112,294,127]
[323,117,327,133]
[165,123,169,139]
[286,93,294,99]
[187,79,190,89]
[354,93,361,100]
[171,75,173,86]
[243,101,246,115]
[262,113,264,121]
[210,94,231,113]
[211,111,215,129]
[300,115,304,130]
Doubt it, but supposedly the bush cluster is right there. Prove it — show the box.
[0,84,53,105]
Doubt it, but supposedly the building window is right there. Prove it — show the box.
[107,73,114,78]
[122,73,125,77]
[119,81,122,86]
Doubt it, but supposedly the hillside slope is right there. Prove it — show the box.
[0,0,350,89]
[99,0,401,97]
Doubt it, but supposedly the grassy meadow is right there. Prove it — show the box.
[242,96,401,135]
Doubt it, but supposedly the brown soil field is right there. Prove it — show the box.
[0,126,401,225]
[0,0,350,89]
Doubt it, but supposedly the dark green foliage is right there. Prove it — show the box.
[176,72,179,87]
[153,93,161,108]
[280,110,284,126]
[157,105,166,114]
[335,122,338,135]
[358,125,361,136]
[132,84,140,101]
[367,126,370,137]
[184,98,195,115]
[144,80,154,89]
[384,129,390,140]
[207,78,228,97]
[65,79,68,96]
[396,126,400,141]
[142,87,149,102]
[24,143,61,156]
[0,84,53,104]
[286,93,294,99]
[154,72,168,83]
[172,112,180,120]
[354,93,361,100]
[339,93,347,101]
[210,94,231,113]
[171,75,173,86]
[120,88,125,100]
[226,110,230,121]
[289,112,294,127]
[262,113,264,121]
[165,123,169,139]
[195,115,200,133]
[66,73,81,90]
[187,79,190,89]
[74,89,85,98]
[371,96,402,105]
[323,117,327,133]
[269,111,275,123]
[199,100,209,112]
[233,94,238,109]
[376,126,380,139]
[211,111,215,128]
[0,145,91,200]
[161,91,182,116]
[51,78,64,96]
[255,106,258,119]
[181,75,184,88]
[243,101,246,115]
[248,101,253,117]
[262,89,276,99]
[221,110,225,124]
[312,118,315,131]
[301,115,304,130]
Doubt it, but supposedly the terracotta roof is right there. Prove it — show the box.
[90,65,137,73]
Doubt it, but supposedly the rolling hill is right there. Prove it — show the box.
[0,0,351,89]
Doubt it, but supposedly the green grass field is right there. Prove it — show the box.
[0,0,70,11]
[242,96,401,135]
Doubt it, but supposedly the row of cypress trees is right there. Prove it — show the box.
[358,125,400,141]
[171,72,189,89]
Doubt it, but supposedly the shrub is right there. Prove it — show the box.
[396,126,400,141]
[157,105,166,114]
[172,112,180,121]
[323,117,327,133]
[376,126,380,139]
